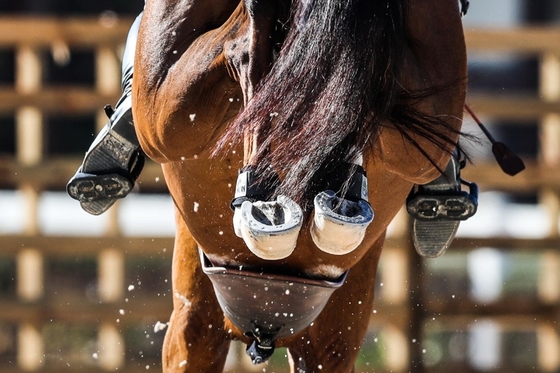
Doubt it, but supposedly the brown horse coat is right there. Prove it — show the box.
[132,0,466,371]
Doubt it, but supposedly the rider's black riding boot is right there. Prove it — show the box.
[406,151,478,258]
[67,14,144,215]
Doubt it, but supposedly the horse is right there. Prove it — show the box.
[131,0,467,371]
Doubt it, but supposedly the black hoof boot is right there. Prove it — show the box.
[407,152,478,258]
[67,96,144,215]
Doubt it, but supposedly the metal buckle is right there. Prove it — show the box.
[230,167,280,210]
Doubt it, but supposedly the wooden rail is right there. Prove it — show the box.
[0,16,560,372]
[0,17,133,47]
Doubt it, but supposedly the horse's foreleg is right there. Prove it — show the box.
[163,307,230,373]
[287,350,356,373]
[286,238,383,373]
[162,212,230,373]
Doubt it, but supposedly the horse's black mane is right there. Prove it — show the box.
[216,0,463,211]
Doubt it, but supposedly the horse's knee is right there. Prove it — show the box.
[162,306,230,372]
[160,219,232,371]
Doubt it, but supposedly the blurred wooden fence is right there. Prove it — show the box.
[0,16,559,373]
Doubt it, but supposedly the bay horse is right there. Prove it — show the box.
[132,0,467,371]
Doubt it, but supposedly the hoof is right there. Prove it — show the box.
[311,190,374,255]
[233,195,303,260]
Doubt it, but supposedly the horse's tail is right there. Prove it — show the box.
[215,0,462,210]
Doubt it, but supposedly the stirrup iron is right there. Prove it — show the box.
[407,152,478,258]
[67,96,144,215]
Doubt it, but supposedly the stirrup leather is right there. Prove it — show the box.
[406,152,478,258]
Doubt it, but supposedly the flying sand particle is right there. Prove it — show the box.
[154,321,168,333]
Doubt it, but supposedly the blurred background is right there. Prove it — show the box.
[0,0,559,372]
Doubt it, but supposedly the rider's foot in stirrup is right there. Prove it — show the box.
[406,151,478,258]
[67,95,145,215]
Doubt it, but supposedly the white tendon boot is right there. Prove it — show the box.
[234,195,303,260]
[310,163,374,255]
[232,168,303,260]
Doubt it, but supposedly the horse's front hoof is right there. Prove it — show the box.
[311,190,374,255]
[234,195,303,260]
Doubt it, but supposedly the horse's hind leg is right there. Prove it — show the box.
[162,213,230,372]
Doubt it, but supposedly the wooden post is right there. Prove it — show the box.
[98,323,125,370]
[381,247,409,305]
[16,45,41,94]
[382,207,413,372]
[15,44,44,371]
[16,249,44,370]
[16,108,43,168]
[537,324,560,372]
[95,46,121,97]
[383,324,409,372]
[16,249,43,301]
[95,44,123,236]
[17,323,44,371]
[95,44,127,370]
[540,52,560,238]
[98,249,124,303]
[538,51,560,372]
[408,246,425,373]
[94,44,124,292]
[15,45,43,233]
[15,47,43,232]
[539,250,560,304]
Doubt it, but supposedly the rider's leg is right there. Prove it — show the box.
[67,13,143,216]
